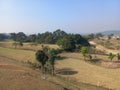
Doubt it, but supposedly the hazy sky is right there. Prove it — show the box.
[0,0,120,34]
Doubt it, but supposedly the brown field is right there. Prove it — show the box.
[56,52,120,90]
[0,56,64,90]
[0,41,120,90]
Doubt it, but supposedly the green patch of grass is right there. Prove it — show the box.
[0,47,35,62]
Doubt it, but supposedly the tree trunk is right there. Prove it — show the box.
[52,65,54,76]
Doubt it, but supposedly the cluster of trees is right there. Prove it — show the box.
[10,32,27,42]
[36,46,59,76]
[10,29,90,51]
[0,33,9,41]
[80,46,120,61]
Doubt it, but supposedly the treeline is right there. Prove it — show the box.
[0,33,9,41]
[0,29,90,51]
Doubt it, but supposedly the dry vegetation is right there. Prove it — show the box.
[93,39,120,50]
[0,41,120,90]
[89,40,120,54]
[56,52,120,90]
[0,56,64,90]
[0,41,60,51]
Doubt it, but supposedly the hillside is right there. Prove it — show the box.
[0,45,110,90]
[98,30,120,35]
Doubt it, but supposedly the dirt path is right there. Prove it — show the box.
[89,41,120,54]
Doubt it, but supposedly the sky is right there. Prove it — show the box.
[0,0,120,34]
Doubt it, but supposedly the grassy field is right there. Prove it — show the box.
[0,41,60,51]
[56,52,120,90]
[0,41,120,90]
[0,47,35,62]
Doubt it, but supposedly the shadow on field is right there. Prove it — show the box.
[56,68,78,75]
[56,56,68,60]
[89,59,101,63]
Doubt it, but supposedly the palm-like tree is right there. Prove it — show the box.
[48,49,57,75]
[117,53,120,61]
[108,53,116,61]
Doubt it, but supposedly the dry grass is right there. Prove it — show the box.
[0,46,109,90]
[93,39,120,50]
[0,56,64,90]
[56,52,120,90]
[0,41,120,89]
[0,47,35,62]
[0,41,60,51]
[90,40,120,54]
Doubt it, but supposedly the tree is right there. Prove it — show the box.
[53,29,67,43]
[16,32,27,42]
[48,49,58,75]
[117,53,120,61]
[10,32,27,42]
[71,34,90,46]
[81,47,88,60]
[19,41,23,47]
[108,53,116,61]
[35,50,48,74]
[10,33,17,41]
[28,34,37,42]
[57,36,75,51]
[0,33,9,41]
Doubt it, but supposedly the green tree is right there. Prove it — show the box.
[16,32,27,42]
[35,50,48,74]
[57,36,75,51]
[108,53,116,61]
[81,47,88,60]
[117,53,120,61]
[0,33,9,41]
[48,49,58,75]
[10,33,17,41]
[28,34,37,42]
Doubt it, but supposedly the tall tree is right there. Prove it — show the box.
[35,50,48,73]
[48,49,58,75]
[16,32,27,42]
[10,33,17,41]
